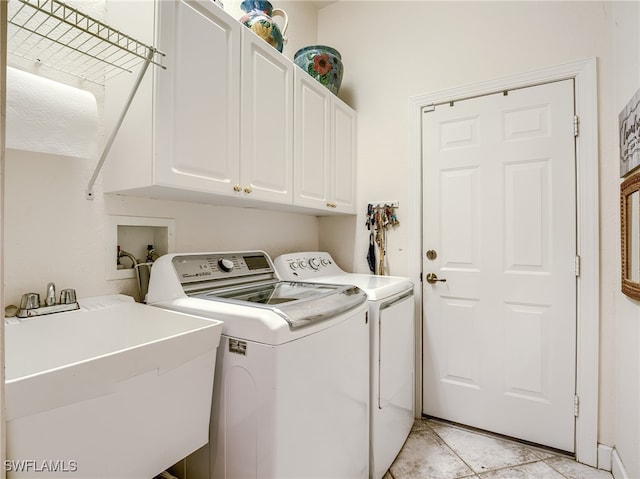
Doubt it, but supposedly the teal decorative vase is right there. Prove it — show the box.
[239,1,288,53]
[294,45,344,95]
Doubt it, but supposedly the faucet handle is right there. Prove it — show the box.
[45,282,56,306]
[60,289,77,305]
[20,293,41,310]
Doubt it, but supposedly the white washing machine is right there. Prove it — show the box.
[146,251,369,479]
[274,252,415,479]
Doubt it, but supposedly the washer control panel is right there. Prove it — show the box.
[172,251,275,284]
[274,252,344,280]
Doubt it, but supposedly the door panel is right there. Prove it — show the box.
[441,298,480,388]
[422,80,576,452]
[441,169,480,269]
[504,303,549,400]
[504,160,550,271]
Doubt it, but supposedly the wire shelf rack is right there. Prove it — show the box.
[7,0,165,84]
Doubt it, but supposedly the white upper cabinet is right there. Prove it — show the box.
[105,0,243,199]
[104,0,354,214]
[155,0,242,195]
[293,68,356,214]
[294,68,331,209]
[240,28,293,204]
[330,99,357,213]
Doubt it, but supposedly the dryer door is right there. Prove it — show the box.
[373,291,415,479]
[379,292,414,410]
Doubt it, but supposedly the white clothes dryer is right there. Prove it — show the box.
[274,252,415,479]
[147,251,370,479]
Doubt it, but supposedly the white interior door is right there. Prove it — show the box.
[421,79,577,452]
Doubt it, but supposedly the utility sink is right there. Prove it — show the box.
[4,295,223,478]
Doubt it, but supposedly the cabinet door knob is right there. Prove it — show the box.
[233,184,242,192]
[244,186,253,194]
[326,202,337,208]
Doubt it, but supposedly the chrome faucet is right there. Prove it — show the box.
[16,283,79,318]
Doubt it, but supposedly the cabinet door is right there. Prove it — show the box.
[104,0,155,192]
[240,29,293,203]
[330,99,357,213]
[155,0,241,194]
[293,69,331,210]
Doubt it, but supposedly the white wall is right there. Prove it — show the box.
[3,148,321,303]
[317,0,622,461]
[612,2,640,477]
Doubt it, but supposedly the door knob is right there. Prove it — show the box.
[426,273,446,284]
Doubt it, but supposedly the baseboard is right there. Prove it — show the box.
[598,444,631,479]
[598,444,613,471]
[612,448,630,479]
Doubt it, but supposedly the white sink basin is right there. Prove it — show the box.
[5,295,223,478]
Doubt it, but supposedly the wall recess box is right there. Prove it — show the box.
[107,215,176,281]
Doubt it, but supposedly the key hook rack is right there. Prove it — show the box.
[366,201,400,276]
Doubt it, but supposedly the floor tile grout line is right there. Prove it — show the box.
[423,419,578,478]
[424,418,577,463]
[476,459,565,478]
[541,456,581,479]
[426,420,484,477]
[406,419,480,478]
[428,419,530,450]
[393,419,611,479]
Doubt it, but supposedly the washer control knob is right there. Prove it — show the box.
[321,258,331,266]
[289,262,298,270]
[218,258,234,272]
[309,258,320,270]
[299,260,308,269]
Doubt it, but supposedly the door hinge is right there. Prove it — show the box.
[423,104,435,113]
[365,311,368,324]
[575,255,581,277]
[419,272,423,282]
[574,395,580,417]
[574,115,579,137]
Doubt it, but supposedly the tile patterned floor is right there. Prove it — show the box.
[384,418,613,479]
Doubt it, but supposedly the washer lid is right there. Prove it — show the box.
[303,273,413,301]
[191,281,366,329]
[273,252,414,301]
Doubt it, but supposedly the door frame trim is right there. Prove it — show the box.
[407,57,599,466]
